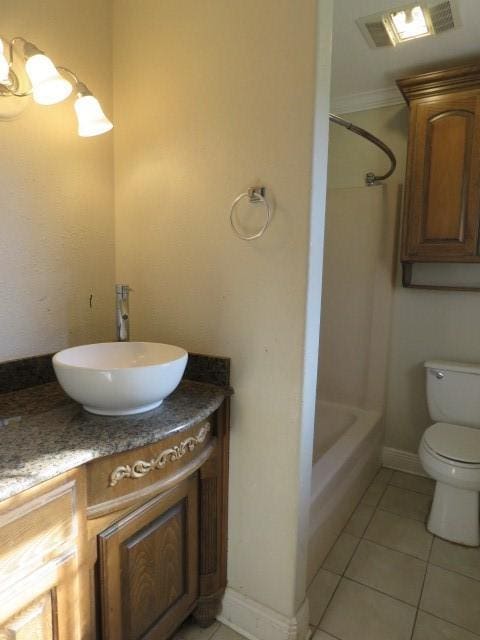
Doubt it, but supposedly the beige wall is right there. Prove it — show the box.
[0,0,115,362]
[328,103,480,454]
[113,0,330,622]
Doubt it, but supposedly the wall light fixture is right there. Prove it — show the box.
[0,35,112,137]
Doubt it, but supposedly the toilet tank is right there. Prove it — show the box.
[425,360,480,428]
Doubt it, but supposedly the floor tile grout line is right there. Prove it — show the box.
[338,533,361,578]
[361,475,391,509]
[387,473,435,498]
[314,626,343,640]
[375,506,430,526]
[387,483,434,498]
[408,537,432,640]
[362,532,431,563]
[413,528,436,633]
[321,474,387,579]
[416,606,480,638]
[315,571,346,632]
[312,624,343,640]
[427,558,480,583]
[339,574,421,610]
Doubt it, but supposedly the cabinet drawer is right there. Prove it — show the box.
[0,475,79,587]
[87,419,214,518]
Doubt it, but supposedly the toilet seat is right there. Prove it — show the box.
[424,422,480,465]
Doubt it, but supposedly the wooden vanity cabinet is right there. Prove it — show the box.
[397,64,480,278]
[88,404,230,639]
[0,401,229,640]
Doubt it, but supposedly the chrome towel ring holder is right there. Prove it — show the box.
[230,186,272,240]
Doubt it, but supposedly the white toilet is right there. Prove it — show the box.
[419,360,480,546]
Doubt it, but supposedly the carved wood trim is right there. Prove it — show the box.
[87,440,216,519]
[109,423,211,487]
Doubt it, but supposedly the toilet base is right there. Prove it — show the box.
[428,481,480,546]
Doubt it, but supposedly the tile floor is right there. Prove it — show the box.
[172,619,245,640]
[308,467,480,640]
[174,467,480,640]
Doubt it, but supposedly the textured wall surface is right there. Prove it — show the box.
[113,0,328,620]
[0,0,115,361]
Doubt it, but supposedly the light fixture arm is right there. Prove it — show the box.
[8,36,28,66]
[56,66,81,87]
[0,33,113,137]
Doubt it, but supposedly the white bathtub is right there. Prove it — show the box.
[308,400,383,584]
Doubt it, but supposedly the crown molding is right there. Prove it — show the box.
[331,86,405,115]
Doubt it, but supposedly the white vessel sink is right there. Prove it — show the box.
[53,342,188,416]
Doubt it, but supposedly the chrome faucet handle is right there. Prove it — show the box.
[116,284,133,296]
[115,284,131,342]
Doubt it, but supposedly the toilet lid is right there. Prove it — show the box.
[424,423,480,464]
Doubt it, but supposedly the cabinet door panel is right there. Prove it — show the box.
[122,503,185,638]
[423,111,473,242]
[403,93,480,260]
[98,477,198,640]
[0,592,54,640]
[0,553,82,640]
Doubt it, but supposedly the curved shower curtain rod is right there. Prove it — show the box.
[329,113,397,186]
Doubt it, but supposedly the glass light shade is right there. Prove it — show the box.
[0,39,11,85]
[390,6,430,41]
[74,94,113,137]
[25,53,72,105]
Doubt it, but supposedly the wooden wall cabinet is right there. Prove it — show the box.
[397,63,480,286]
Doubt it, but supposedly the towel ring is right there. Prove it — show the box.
[230,187,272,241]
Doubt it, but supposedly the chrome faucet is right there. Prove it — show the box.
[115,284,131,342]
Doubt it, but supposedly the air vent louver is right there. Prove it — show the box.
[430,1,456,33]
[365,21,393,48]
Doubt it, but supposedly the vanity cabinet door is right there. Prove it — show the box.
[0,554,80,640]
[98,476,198,640]
[0,469,90,640]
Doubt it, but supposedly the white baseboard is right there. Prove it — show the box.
[382,446,428,477]
[218,588,310,640]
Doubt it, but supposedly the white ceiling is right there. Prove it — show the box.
[331,0,480,109]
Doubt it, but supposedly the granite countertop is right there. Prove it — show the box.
[0,379,229,502]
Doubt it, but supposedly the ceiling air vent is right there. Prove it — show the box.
[365,21,394,48]
[429,1,456,33]
[357,1,461,49]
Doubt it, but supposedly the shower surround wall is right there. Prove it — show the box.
[0,1,115,361]
[310,184,397,579]
[113,1,333,638]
